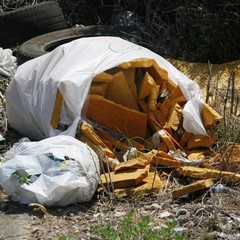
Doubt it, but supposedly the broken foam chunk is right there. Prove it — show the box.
[201,103,222,129]
[86,95,147,138]
[187,131,216,149]
[114,165,166,197]
[175,166,240,182]
[114,157,149,172]
[172,179,214,199]
[146,83,160,111]
[151,156,182,167]
[100,167,148,189]
[165,103,183,132]
[106,71,139,110]
[138,71,155,100]
[158,130,176,151]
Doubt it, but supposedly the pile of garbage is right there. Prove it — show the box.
[75,58,239,198]
[1,37,239,207]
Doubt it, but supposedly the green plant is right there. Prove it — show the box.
[90,209,186,240]
[214,121,240,146]
[58,236,73,240]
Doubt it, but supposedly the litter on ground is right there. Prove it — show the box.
[0,36,239,206]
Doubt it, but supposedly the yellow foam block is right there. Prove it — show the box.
[158,142,168,152]
[138,71,155,100]
[114,165,166,197]
[147,60,169,85]
[187,131,216,150]
[201,103,222,129]
[169,85,184,100]
[152,109,166,127]
[100,167,148,189]
[78,121,115,158]
[138,100,162,134]
[187,150,206,160]
[114,157,149,172]
[157,150,174,159]
[122,68,138,100]
[170,95,187,106]
[95,129,132,152]
[86,95,147,138]
[159,130,176,151]
[77,134,118,170]
[146,83,160,111]
[128,58,154,68]
[51,89,63,129]
[159,98,172,110]
[172,179,214,199]
[106,70,139,110]
[166,79,178,92]
[179,131,192,147]
[89,82,108,96]
[175,166,240,182]
[79,121,105,146]
[151,156,182,167]
[165,103,183,132]
[93,72,113,83]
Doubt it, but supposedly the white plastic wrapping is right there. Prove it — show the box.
[6,36,207,140]
[0,47,17,77]
[0,135,100,206]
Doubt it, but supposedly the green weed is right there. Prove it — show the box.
[90,209,186,240]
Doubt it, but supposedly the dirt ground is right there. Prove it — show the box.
[1,182,240,240]
[0,60,240,240]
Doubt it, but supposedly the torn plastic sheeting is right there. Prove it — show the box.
[6,36,207,140]
[0,135,100,207]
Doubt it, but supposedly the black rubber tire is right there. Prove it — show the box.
[17,25,152,64]
[0,1,68,49]
[17,25,111,64]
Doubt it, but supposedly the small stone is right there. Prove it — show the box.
[31,228,39,234]
[174,227,188,235]
[150,203,161,210]
[114,211,126,217]
[159,211,173,218]
[145,203,161,210]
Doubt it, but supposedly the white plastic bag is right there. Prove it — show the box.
[0,47,17,77]
[0,135,100,207]
[6,36,207,140]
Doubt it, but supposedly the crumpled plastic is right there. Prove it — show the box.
[0,48,17,77]
[0,135,100,207]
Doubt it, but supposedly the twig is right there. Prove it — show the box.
[206,60,212,104]
[97,147,111,194]
[99,146,115,193]
[223,72,232,126]
[230,71,235,114]
[234,94,239,116]
[213,65,220,109]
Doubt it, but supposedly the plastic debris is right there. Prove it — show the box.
[211,184,240,195]
[0,135,100,206]
[0,48,17,77]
